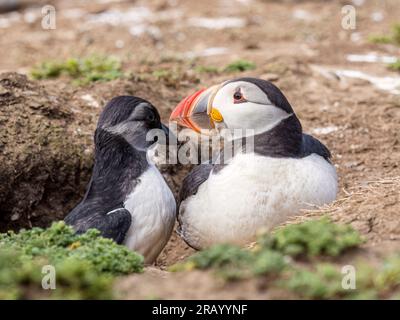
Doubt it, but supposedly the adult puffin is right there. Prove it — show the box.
[65,96,176,264]
[170,78,338,250]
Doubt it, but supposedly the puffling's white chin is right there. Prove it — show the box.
[216,103,293,139]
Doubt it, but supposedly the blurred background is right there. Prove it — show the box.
[0,0,399,299]
[1,0,400,79]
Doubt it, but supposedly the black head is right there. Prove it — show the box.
[96,96,166,151]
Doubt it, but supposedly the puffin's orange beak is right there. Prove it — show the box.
[169,85,223,133]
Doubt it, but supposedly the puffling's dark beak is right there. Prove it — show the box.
[169,85,223,133]
[161,123,170,139]
[159,122,180,147]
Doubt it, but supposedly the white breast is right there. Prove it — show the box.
[123,164,176,264]
[180,153,337,249]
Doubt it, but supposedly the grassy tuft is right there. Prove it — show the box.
[369,23,400,46]
[170,244,258,280]
[368,34,393,45]
[171,218,361,280]
[279,263,345,299]
[30,55,125,85]
[389,59,400,71]
[170,218,400,299]
[259,217,363,258]
[393,24,400,45]
[195,65,221,74]
[0,222,143,299]
[224,59,256,73]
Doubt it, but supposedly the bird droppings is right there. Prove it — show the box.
[60,8,86,19]
[129,25,162,38]
[352,0,365,6]
[80,94,100,108]
[187,17,246,30]
[86,7,153,26]
[350,32,362,43]
[115,39,125,49]
[83,6,182,37]
[292,9,314,21]
[334,70,400,94]
[311,126,340,135]
[184,47,229,59]
[346,53,397,64]
[313,65,400,94]
[370,11,384,22]
[0,11,21,29]
[22,9,39,24]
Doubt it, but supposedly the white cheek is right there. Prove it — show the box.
[219,102,292,134]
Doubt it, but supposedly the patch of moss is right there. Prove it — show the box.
[224,59,256,73]
[281,256,400,299]
[171,218,400,298]
[151,68,199,88]
[279,263,345,299]
[170,244,258,280]
[30,55,125,85]
[0,221,143,274]
[171,218,361,279]
[171,219,398,299]
[195,65,221,74]
[252,249,287,276]
[0,249,114,299]
[368,34,393,45]
[374,256,400,292]
[369,23,400,46]
[184,244,252,270]
[387,23,400,44]
[389,59,400,71]
[259,217,363,257]
[0,222,143,299]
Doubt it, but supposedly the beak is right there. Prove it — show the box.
[169,85,224,133]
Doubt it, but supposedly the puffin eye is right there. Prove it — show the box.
[233,90,246,104]
[147,113,156,122]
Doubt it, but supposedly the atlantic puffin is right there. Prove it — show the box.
[65,96,176,264]
[170,78,338,250]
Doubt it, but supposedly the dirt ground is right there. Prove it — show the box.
[0,0,399,298]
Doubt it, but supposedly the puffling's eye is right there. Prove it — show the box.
[233,89,246,104]
[147,113,156,123]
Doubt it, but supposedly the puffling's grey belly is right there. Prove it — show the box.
[179,153,337,250]
[123,165,176,264]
